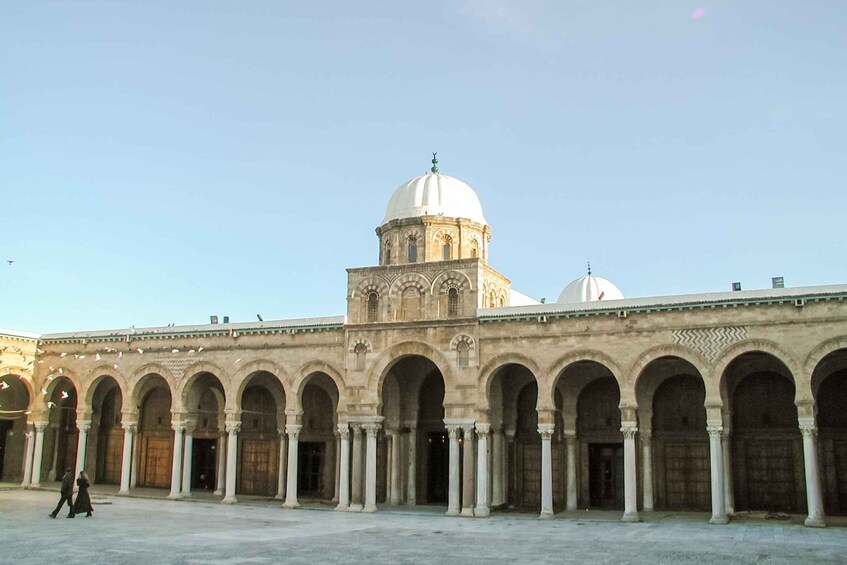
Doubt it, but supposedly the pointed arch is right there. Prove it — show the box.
[366,341,455,410]
[548,349,623,405]
[128,363,178,410]
[292,360,347,414]
[478,353,544,412]
[81,365,128,408]
[629,344,711,406]
[713,339,801,403]
[232,359,290,409]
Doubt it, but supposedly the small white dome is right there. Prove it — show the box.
[558,275,624,304]
[382,173,487,226]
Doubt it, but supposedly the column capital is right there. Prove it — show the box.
[537,424,555,440]
[707,425,723,437]
[285,424,302,438]
[122,421,138,432]
[338,425,350,440]
[446,425,461,439]
[172,421,186,432]
[461,423,475,435]
[475,423,491,437]
[224,421,241,434]
[77,419,92,433]
[621,426,638,440]
[363,423,381,437]
[800,424,817,437]
[34,421,48,432]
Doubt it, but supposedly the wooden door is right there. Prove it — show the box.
[240,439,276,496]
[297,442,324,497]
[588,444,623,509]
[663,442,709,510]
[140,436,172,488]
[745,440,795,512]
[98,429,124,485]
[517,443,541,509]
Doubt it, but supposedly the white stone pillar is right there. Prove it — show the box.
[130,427,139,488]
[800,422,826,527]
[181,423,195,497]
[491,430,504,507]
[168,422,185,499]
[350,425,364,511]
[336,425,351,511]
[363,423,380,513]
[118,421,136,495]
[565,433,577,511]
[641,433,654,512]
[333,432,341,503]
[21,423,35,488]
[461,424,475,517]
[406,426,417,506]
[621,426,639,522]
[30,422,47,487]
[222,422,240,504]
[722,432,735,514]
[708,426,728,524]
[539,424,555,519]
[275,430,287,500]
[446,425,461,516]
[74,420,91,486]
[475,424,491,517]
[214,429,226,495]
[389,431,401,505]
[283,424,301,508]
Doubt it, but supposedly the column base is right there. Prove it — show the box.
[643,506,654,512]
[347,503,363,512]
[20,483,31,489]
[182,492,192,499]
[445,508,460,517]
[362,504,377,513]
[474,506,490,517]
[117,490,131,496]
[213,489,223,496]
[167,492,183,500]
[460,507,474,517]
[804,516,826,528]
[621,511,640,523]
[709,514,729,525]
[335,503,349,511]
[221,496,237,505]
[282,500,299,509]
[538,510,554,520]
[274,493,284,500]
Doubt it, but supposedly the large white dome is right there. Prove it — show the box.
[558,275,624,304]
[382,173,488,226]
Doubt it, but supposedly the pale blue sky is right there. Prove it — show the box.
[2,1,845,333]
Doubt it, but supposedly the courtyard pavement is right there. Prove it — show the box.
[1,488,845,564]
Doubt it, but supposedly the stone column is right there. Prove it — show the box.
[283,424,301,509]
[215,429,226,495]
[350,425,364,511]
[181,422,195,497]
[275,430,287,500]
[406,425,416,506]
[336,425,351,510]
[539,424,555,519]
[333,432,341,503]
[565,433,577,510]
[363,423,380,512]
[74,420,91,486]
[118,421,137,495]
[21,423,35,488]
[491,430,504,507]
[461,424,475,517]
[475,424,491,517]
[621,426,639,522]
[721,432,735,514]
[389,431,401,505]
[168,422,185,499]
[708,426,728,524]
[222,421,240,504]
[31,422,47,487]
[504,428,516,508]
[800,422,826,527]
[446,425,461,516]
[641,433,654,512]
[130,427,139,488]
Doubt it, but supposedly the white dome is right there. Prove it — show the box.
[558,275,624,304]
[382,173,488,226]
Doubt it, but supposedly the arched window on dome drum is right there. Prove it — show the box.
[401,286,421,321]
[457,340,470,367]
[367,292,379,323]
[408,240,417,263]
[447,287,459,318]
[385,248,391,265]
[470,240,478,258]
[354,343,368,371]
[441,235,453,261]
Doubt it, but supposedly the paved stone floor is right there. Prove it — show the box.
[1,489,845,564]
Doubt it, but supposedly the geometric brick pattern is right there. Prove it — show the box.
[672,326,747,362]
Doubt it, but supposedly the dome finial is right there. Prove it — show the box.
[431,152,439,174]
[587,261,592,276]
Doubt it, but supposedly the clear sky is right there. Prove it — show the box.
[2,1,845,333]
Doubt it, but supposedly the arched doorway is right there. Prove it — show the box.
[137,379,173,489]
[0,374,31,481]
[183,372,225,495]
[726,353,804,513]
[812,349,847,515]
[44,378,78,482]
[91,379,123,484]
[381,355,446,505]
[299,373,338,501]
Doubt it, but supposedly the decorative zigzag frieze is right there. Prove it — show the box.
[672,326,747,362]
[151,356,195,383]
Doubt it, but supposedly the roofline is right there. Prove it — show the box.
[0,328,41,340]
[479,284,847,321]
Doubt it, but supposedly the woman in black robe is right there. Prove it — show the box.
[73,471,94,517]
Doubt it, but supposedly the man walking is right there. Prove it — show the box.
[49,467,75,518]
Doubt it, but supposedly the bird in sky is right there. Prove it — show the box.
[6,260,13,265]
